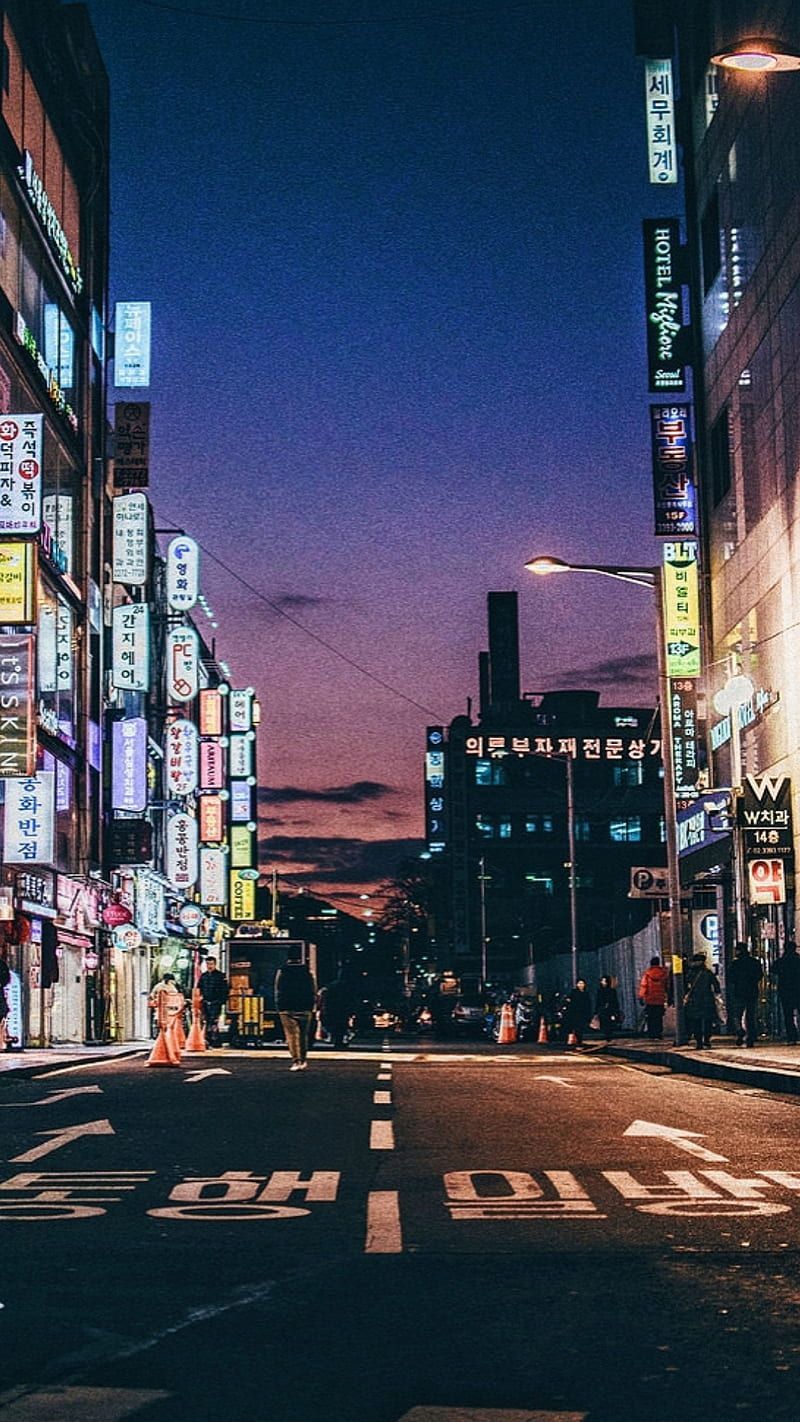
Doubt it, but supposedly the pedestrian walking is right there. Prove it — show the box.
[727,941,763,1047]
[562,978,593,1046]
[199,956,229,1047]
[683,952,720,1049]
[0,953,11,1051]
[595,975,622,1043]
[774,939,800,1044]
[638,955,671,1039]
[275,945,317,1070]
[318,968,354,1048]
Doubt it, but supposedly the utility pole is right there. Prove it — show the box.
[478,855,489,996]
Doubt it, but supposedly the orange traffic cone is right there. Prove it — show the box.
[537,1017,549,1044]
[165,1021,182,1064]
[172,1014,187,1052]
[146,1028,180,1068]
[185,1012,207,1053]
[497,1002,517,1044]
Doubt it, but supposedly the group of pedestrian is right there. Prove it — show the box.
[560,975,623,1047]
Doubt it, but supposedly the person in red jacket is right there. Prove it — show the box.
[638,955,671,1039]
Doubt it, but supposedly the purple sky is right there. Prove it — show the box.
[83,0,669,902]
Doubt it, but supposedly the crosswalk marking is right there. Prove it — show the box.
[0,1388,170,1420]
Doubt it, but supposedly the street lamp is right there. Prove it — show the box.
[710,37,800,72]
[525,554,687,1044]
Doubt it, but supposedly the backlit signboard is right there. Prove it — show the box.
[677,790,732,886]
[229,689,253,732]
[55,603,73,692]
[0,634,35,776]
[200,847,228,906]
[0,541,34,623]
[229,733,253,778]
[112,493,149,585]
[166,812,198,891]
[670,679,700,798]
[199,689,223,736]
[165,719,199,797]
[425,726,446,853]
[166,627,199,702]
[230,869,255,921]
[112,718,148,814]
[230,826,254,868]
[229,780,252,822]
[166,536,199,611]
[651,404,696,536]
[0,414,43,534]
[200,739,225,790]
[3,772,55,863]
[114,402,150,489]
[114,301,152,388]
[112,603,150,691]
[43,494,74,574]
[643,220,685,393]
[662,541,700,677]
[748,859,786,904]
[199,795,225,842]
[644,59,677,185]
[739,774,794,864]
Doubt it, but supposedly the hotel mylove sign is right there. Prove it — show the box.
[643,219,686,393]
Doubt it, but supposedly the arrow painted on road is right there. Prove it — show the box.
[533,1075,576,1089]
[624,1119,729,1162]
[10,1118,115,1163]
[184,1069,232,1083]
[1,1084,104,1108]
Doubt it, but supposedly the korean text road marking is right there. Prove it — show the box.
[0,1172,154,1220]
[148,1169,340,1220]
[603,1169,790,1215]
[365,1190,403,1253]
[444,1170,606,1220]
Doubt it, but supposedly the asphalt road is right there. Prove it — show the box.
[1,1039,799,1422]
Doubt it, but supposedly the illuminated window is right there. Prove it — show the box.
[613,764,643,787]
[609,816,642,843]
[524,815,554,835]
[475,759,506,786]
[498,818,512,839]
[574,816,592,841]
[476,816,493,838]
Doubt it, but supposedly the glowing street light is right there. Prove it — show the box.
[710,37,800,72]
[525,553,687,1044]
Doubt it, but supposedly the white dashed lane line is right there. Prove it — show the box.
[374,1090,392,1105]
[365,1190,403,1253]
[370,1119,395,1150]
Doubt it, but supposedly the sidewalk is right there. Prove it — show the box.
[602,1034,800,1095]
[0,1043,148,1077]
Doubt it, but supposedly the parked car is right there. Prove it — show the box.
[446,997,487,1037]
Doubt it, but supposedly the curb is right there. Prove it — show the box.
[605,1042,800,1096]
[0,1049,148,1080]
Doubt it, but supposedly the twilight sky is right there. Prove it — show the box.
[82,0,672,903]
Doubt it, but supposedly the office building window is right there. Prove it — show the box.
[498,818,512,839]
[474,759,506,786]
[613,764,643,787]
[710,407,732,506]
[524,815,554,835]
[609,816,642,843]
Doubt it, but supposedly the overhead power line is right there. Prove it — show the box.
[131,0,533,25]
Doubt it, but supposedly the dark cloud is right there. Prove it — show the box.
[544,652,657,691]
[259,835,423,887]
[259,780,396,807]
[273,593,331,612]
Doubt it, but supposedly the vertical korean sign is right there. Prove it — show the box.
[112,493,150,585]
[425,726,446,853]
[662,541,701,677]
[0,542,35,622]
[3,772,55,863]
[0,414,43,533]
[0,634,35,775]
[112,718,148,813]
[651,404,696,536]
[644,58,677,185]
[114,301,152,388]
[643,220,685,393]
[114,402,150,489]
[112,603,150,691]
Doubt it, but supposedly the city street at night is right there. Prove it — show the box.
[1,1043,800,1422]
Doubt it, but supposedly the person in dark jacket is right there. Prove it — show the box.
[773,940,800,1045]
[595,975,622,1043]
[318,969,354,1048]
[275,947,317,1070]
[727,941,763,1047]
[683,952,720,1049]
[199,957,229,1047]
[563,978,593,1046]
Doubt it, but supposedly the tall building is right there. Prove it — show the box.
[636,2,800,1002]
[0,0,111,1046]
[426,593,665,989]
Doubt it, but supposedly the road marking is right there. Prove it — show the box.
[398,1409,587,1421]
[370,1119,395,1150]
[0,1388,171,1419]
[623,1119,729,1162]
[31,1052,146,1078]
[374,1090,392,1104]
[9,1119,116,1164]
[377,1071,392,1081]
[365,1190,402,1252]
[533,1075,575,1088]
[380,1060,393,1069]
[184,1069,232,1083]
[1,1085,104,1107]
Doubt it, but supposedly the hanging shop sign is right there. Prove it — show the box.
[112,492,149,585]
[677,789,732,886]
[165,718,199,797]
[650,403,696,536]
[113,402,150,489]
[229,780,252,822]
[111,717,148,814]
[230,826,254,869]
[135,872,166,936]
[230,869,255,922]
[37,603,57,692]
[643,219,685,393]
[112,603,150,691]
[3,772,55,864]
[738,774,794,864]
[425,725,447,854]
[199,794,225,842]
[228,732,253,778]
[107,819,153,867]
[0,633,35,776]
[228,689,253,733]
[200,847,228,906]
[662,541,700,677]
[55,603,73,692]
[0,414,43,535]
[114,301,152,389]
[19,151,83,293]
[179,904,203,930]
[102,901,133,928]
[644,59,677,185]
[199,739,225,790]
[42,494,74,574]
[748,859,786,905]
[670,679,700,798]
[166,536,199,611]
[166,627,199,702]
[710,686,778,751]
[113,924,143,951]
[199,688,223,736]
[12,866,55,916]
[166,812,199,891]
[0,541,34,624]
